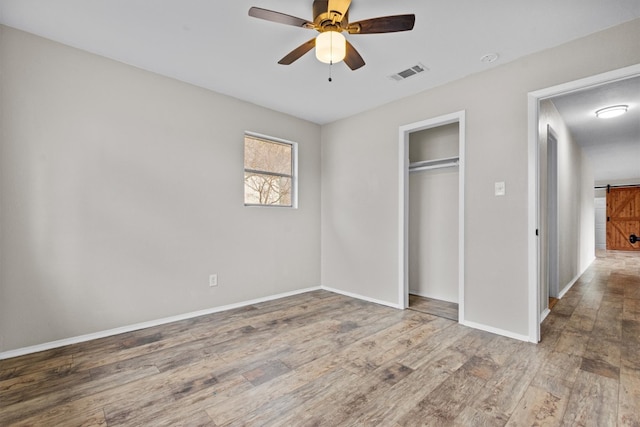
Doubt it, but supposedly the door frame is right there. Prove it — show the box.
[527,64,640,342]
[546,126,559,300]
[398,111,465,324]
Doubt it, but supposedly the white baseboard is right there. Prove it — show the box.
[540,308,551,322]
[0,286,321,360]
[324,286,530,342]
[558,256,595,299]
[461,320,531,343]
[558,277,578,299]
[1,284,538,359]
[321,286,402,309]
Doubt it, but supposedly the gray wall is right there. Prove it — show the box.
[0,26,322,352]
[321,19,640,337]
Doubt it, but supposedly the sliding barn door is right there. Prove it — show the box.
[607,187,640,251]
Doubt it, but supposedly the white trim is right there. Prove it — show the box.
[527,92,541,343]
[540,256,595,323]
[540,308,551,322]
[321,286,403,309]
[0,286,321,360]
[546,126,560,299]
[398,126,410,309]
[558,276,579,299]
[527,63,640,344]
[398,111,466,323]
[558,256,596,299]
[461,320,531,343]
[458,114,466,324]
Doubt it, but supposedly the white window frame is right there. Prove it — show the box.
[244,131,298,208]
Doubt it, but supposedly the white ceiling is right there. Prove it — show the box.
[1,0,639,182]
[551,76,640,183]
[1,0,640,125]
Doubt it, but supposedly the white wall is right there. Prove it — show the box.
[321,19,640,337]
[594,197,607,250]
[579,164,596,269]
[0,26,322,352]
[408,124,459,302]
[409,124,459,162]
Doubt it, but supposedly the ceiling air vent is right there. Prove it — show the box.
[389,63,428,81]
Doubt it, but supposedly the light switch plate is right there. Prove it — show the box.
[495,181,506,196]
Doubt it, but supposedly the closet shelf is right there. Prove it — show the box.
[409,156,459,172]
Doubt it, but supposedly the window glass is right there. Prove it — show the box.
[244,134,295,207]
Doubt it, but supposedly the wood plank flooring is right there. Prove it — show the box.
[409,294,459,321]
[1,250,639,426]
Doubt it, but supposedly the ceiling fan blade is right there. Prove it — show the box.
[249,7,313,28]
[344,40,365,70]
[327,0,352,20]
[347,14,415,34]
[278,38,316,65]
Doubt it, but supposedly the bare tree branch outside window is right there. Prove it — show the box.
[244,135,294,206]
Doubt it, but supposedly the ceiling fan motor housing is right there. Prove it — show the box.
[313,0,348,32]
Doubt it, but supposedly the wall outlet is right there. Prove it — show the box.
[495,181,506,196]
[209,274,218,287]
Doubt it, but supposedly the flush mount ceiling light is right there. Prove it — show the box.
[315,31,346,64]
[595,105,628,119]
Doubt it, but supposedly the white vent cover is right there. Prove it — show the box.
[389,63,428,81]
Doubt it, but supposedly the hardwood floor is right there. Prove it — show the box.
[409,294,459,321]
[1,250,639,426]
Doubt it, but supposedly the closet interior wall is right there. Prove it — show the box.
[408,123,460,303]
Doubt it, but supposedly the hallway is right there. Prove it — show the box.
[535,250,640,425]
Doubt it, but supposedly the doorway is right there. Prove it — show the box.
[398,111,465,323]
[527,64,640,342]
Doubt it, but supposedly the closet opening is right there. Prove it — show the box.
[398,111,465,323]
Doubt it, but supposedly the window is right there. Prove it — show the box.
[244,133,297,207]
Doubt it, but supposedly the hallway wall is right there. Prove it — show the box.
[539,100,595,306]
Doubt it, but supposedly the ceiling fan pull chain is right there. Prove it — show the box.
[328,33,334,82]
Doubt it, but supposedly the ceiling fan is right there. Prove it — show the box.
[248,0,415,70]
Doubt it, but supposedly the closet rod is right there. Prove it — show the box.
[409,160,459,173]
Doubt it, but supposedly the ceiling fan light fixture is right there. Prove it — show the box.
[315,31,346,64]
[595,105,628,119]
